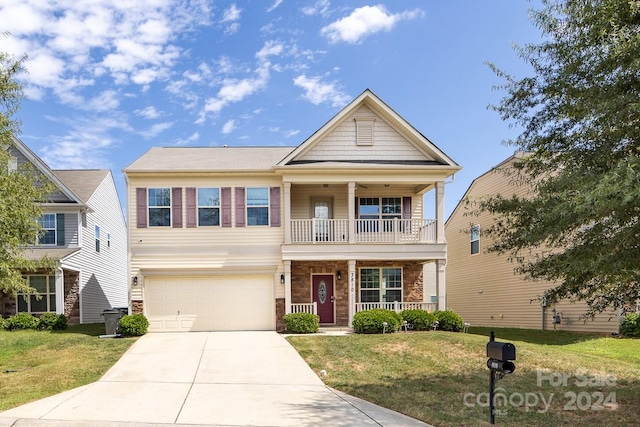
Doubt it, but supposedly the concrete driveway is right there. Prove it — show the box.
[0,331,431,427]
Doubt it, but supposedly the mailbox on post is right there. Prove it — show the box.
[486,332,517,424]
[486,341,516,374]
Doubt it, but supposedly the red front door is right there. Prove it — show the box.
[312,275,334,324]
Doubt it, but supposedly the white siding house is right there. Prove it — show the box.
[0,137,128,324]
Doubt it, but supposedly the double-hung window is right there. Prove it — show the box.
[148,188,171,227]
[359,267,402,303]
[246,187,269,226]
[18,275,56,314]
[198,187,220,226]
[358,197,402,232]
[38,214,56,245]
[470,224,480,255]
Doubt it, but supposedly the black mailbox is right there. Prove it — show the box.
[486,341,516,361]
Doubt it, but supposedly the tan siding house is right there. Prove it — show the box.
[446,153,620,333]
[124,89,461,332]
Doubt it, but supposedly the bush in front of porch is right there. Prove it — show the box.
[401,309,437,331]
[352,309,402,334]
[283,312,320,333]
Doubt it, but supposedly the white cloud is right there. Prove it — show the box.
[302,0,331,17]
[221,3,242,34]
[293,75,350,107]
[256,40,285,61]
[86,90,120,112]
[139,121,174,139]
[222,119,236,134]
[267,0,283,13]
[285,129,300,138]
[1,1,213,105]
[320,5,423,44]
[174,132,200,146]
[135,106,163,119]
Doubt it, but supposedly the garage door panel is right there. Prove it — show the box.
[146,276,275,332]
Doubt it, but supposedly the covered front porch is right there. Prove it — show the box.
[283,259,445,327]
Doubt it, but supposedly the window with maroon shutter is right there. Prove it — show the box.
[136,188,147,228]
[197,188,221,226]
[172,187,183,228]
[221,187,231,227]
[270,187,281,227]
[235,187,245,227]
[186,188,196,228]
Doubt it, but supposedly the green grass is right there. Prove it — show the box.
[288,328,640,427]
[0,323,136,411]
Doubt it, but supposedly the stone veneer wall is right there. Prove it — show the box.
[275,298,285,331]
[64,271,80,324]
[132,300,144,314]
[291,261,350,326]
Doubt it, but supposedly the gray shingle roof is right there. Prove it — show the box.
[53,170,110,203]
[123,147,296,173]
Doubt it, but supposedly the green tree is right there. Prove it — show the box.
[473,0,640,317]
[1,44,55,296]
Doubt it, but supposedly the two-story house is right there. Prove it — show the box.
[446,152,620,333]
[0,137,128,324]
[124,89,461,332]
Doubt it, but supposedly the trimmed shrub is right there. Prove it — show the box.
[620,313,640,338]
[118,314,149,336]
[283,312,320,334]
[37,313,68,331]
[352,309,402,334]
[401,309,437,331]
[434,309,464,332]
[4,312,39,331]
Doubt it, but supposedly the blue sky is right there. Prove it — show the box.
[2,0,543,218]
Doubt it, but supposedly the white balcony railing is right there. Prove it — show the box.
[291,302,318,315]
[290,218,436,244]
[355,302,438,313]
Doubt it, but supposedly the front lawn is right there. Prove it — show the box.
[0,323,136,411]
[288,328,640,427]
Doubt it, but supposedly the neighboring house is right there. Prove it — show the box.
[446,152,619,333]
[124,89,461,332]
[0,137,128,324]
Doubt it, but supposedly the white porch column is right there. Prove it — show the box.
[435,181,445,243]
[348,259,356,327]
[436,259,446,310]
[284,260,292,314]
[284,182,292,244]
[56,267,64,316]
[348,181,356,243]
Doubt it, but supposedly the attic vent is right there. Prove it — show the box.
[355,118,375,146]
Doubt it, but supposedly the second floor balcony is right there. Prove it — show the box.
[289,218,437,244]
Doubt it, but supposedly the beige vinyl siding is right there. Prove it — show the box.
[128,175,284,279]
[298,106,433,162]
[446,157,619,333]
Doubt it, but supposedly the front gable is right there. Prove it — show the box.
[279,89,459,168]
[6,136,84,206]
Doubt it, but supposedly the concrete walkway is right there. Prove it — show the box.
[0,332,431,427]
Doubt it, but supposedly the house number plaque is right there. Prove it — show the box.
[318,281,327,304]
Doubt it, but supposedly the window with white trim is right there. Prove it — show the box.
[18,275,56,314]
[359,267,402,303]
[8,157,17,173]
[246,187,269,226]
[148,188,171,227]
[358,197,402,231]
[38,214,56,245]
[471,224,480,255]
[95,225,100,252]
[198,187,220,226]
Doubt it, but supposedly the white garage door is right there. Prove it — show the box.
[145,276,275,332]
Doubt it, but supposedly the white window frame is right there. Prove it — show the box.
[246,187,269,226]
[198,187,221,226]
[95,225,100,252]
[17,275,57,314]
[38,213,56,245]
[148,188,171,227]
[359,267,403,303]
[471,224,480,255]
